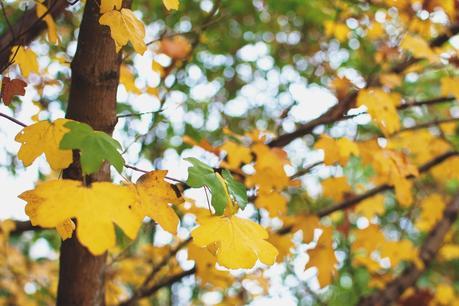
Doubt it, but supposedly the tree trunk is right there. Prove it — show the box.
[56,1,131,305]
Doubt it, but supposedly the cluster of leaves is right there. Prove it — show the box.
[2,0,459,305]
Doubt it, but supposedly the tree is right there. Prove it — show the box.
[0,0,459,305]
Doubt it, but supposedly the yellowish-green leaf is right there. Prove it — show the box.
[15,119,73,170]
[191,215,278,269]
[99,8,147,54]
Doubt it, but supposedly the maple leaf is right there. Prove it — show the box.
[305,227,337,288]
[131,170,182,234]
[15,119,73,170]
[187,243,233,288]
[400,34,439,63]
[255,190,287,217]
[1,77,27,106]
[352,224,385,253]
[191,215,278,269]
[36,2,58,44]
[56,219,76,240]
[221,169,248,210]
[221,140,252,170]
[100,0,122,13]
[440,77,459,101]
[10,46,39,77]
[315,135,359,166]
[59,121,125,175]
[185,158,247,214]
[159,36,192,60]
[247,143,290,191]
[267,231,294,262]
[322,176,351,202]
[439,244,459,260]
[19,180,142,255]
[163,0,180,10]
[357,88,401,135]
[119,65,141,94]
[99,8,147,54]
[415,194,445,232]
[354,194,385,219]
[380,239,422,268]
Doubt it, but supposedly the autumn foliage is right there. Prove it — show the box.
[1,0,459,305]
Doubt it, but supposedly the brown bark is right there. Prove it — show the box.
[56,0,131,305]
[358,193,459,306]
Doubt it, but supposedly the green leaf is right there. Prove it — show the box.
[60,121,125,175]
[185,157,227,215]
[222,169,248,210]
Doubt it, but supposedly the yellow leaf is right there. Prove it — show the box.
[15,119,73,171]
[247,143,289,191]
[357,88,401,135]
[400,34,440,63]
[415,194,445,232]
[267,231,293,262]
[191,215,278,269]
[394,177,413,207]
[305,227,337,287]
[353,254,381,273]
[99,8,147,54]
[221,141,252,170]
[119,65,141,94]
[315,135,359,166]
[440,244,459,260]
[380,239,422,269]
[322,176,351,202]
[380,73,402,89]
[188,243,233,288]
[152,60,165,77]
[330,77,352,100]
[441,77,459,101]
[131,170,182,234]
[352,224,385,253]
[10,46,39,77]
[435,284,455,305]
[354,194,385,219]
[56,219,75,240]
[163,0,179,10]
[36,2,58,44]
[324,21,349,42]
[100,0,122,13]
[255,190,287,217]
[19,180,143,255]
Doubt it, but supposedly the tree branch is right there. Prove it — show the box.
[317,150,459,217]
[10,220,38,235]
[118,267,196,306]
[0,0,69,73]
[118,239,193,306]
[358,193,459,306]
[397,96,456,110]
[269,22,459,148]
